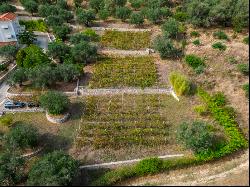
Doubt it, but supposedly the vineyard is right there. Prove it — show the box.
[74,94,200,162]
[89,56,158,88]
[100,30,151,50]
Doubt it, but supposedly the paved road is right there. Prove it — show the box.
[0,82,10,110]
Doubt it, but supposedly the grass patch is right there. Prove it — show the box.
[243,36,249,44]
[100,30,151,50]
[243,84,249,99]
[184,54,206,74]
[213,31,229,40]
[89,56,158,88]
[190,31,200,37]
[212,42,227,51]
[192,39,201,46]
[237,63,249,76]
[19,20,48,32]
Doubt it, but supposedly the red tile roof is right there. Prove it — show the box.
[0,41,17,47]
[0,12,16,21]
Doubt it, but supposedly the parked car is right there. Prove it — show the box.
[4,100,26,109]
[27,102,39,108]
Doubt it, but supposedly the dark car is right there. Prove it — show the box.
[4,100,26,109]
[27,102,39,108]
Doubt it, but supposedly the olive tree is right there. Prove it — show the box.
[27,151,79,186]
[39,91,70,115]
[0,45,18,62]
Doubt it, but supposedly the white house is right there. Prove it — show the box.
[0,12,22,47]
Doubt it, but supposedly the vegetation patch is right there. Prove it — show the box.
[243,84,249,99]
[213,31,229,40]
[89,56,157,88]
[19,20,48,32]
[100,30,151,50]
[237,63,249,76]
[75,94,195,161]
[169,72,192,96]
[212,42,227,51]
[184,54,206,74]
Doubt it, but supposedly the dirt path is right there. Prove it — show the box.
[118,150,249,186]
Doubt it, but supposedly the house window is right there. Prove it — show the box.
[1,25,8,29]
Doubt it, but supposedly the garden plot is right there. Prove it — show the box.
[73,94,198,163]
[100,30,151,50]
[89,56,159,88]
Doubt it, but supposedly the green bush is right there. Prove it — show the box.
[177,121,216,154]
[135,158,163,175]
[190,31,200,37]
[4,123,39,150]
[0,3,16,14]
[129,0,143,10]
[82,28,100,42]
[0,63,7,71]
[0,152,25,186]
[0,116,13,127]
[153,36,182,59]
[169,72,191,96]
[237,63,249,76]
[185,54,205,69]
[40,91,70,115]
[192,39,201,46]
[212,42,227,51]
[210,92,227,107]
[213,31,229,40]
[27,151,79,186]
[243,36,249,44]
[196,89,248,161]
[243,83,249,99]
[19,20,48,32]
[115,7,132,22]
[161,18,182,39]
[193,105,209,116]
[184,54,205,73]
[174,11,188,22]
[130,12,144,26]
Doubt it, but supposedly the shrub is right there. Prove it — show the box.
[27,151,79,186]
[130,12,144,26]
[145,8,162,24]
[52,24,71,41]
[69,33,90,44]
[82,28,100,42]
[135,158,163,175]
[18,30,36,45]
[46,15,64,27]
[129,0,143,9]
[0,45,18,61]
[237,63,249,75]
[19,19,48,32]
[193,105,208,116]
[153,36,182,59]
[98,8,110,20]
[76,8,96,26]
[190,31,200,38]
[243,36,249,44]
[115,7,132,22]
[211,92,227,107]
[0,3,16,14]
[48,41,71,63]
[161,18,182,39]
[177,121,216,154]
[39,91,69,115]
[213,31,229,40]
[16,45,50,68]
[21,0,38,15]
[71,41,97,64]
[243,83,249,99]
[169,72,191,96]
[227,56,238,64]
[4,123,39,150]
[0,63,7,71]
[0,116,13,127]
[212,42,227,51]
[0,152,25,186]
[192,39,201,46]
[174,11,188,22]
[7,68,27,87]
[184,54,205,73]
[197,89,248,161]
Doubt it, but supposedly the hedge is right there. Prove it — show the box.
[196,88,248,161]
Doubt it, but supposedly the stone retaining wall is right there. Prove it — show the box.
[46,112,70,124]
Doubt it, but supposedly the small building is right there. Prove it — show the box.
[0,12,23,47]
